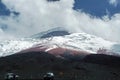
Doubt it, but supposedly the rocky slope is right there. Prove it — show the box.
[0,50,120,80]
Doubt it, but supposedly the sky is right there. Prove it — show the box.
[0,0,120,42]
[74,0,120,17]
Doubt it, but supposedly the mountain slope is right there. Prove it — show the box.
[0,51,120,79]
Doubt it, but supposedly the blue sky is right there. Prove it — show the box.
[0,0,10,16]
[74,0,120,17]
[0,0,19,16]
[0,0,120,17]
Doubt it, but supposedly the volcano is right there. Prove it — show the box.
[0,28,120,79]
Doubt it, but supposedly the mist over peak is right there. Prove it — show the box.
[0,0,120,43]
[47,0,60,2]
[31,27,70,39]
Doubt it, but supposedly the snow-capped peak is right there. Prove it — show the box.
[39,32,116,53]
[0,32,119,57]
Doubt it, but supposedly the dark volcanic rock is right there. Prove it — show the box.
[0,51,66,71]
[83,54,120,67]
[0,51,120,79]
[19,46,120,67]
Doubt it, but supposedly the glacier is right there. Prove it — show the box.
[0,32,119,57]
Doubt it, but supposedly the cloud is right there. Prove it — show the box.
[74,11,120,42]
[109,0,118,7]
[0,0,76,39]
[0,0,120,43]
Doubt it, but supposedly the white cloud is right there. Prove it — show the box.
[109,0,118,6]
[0,0,120,43]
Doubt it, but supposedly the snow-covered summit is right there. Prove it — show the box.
[0,32,119,57]
[33,32,115,53]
